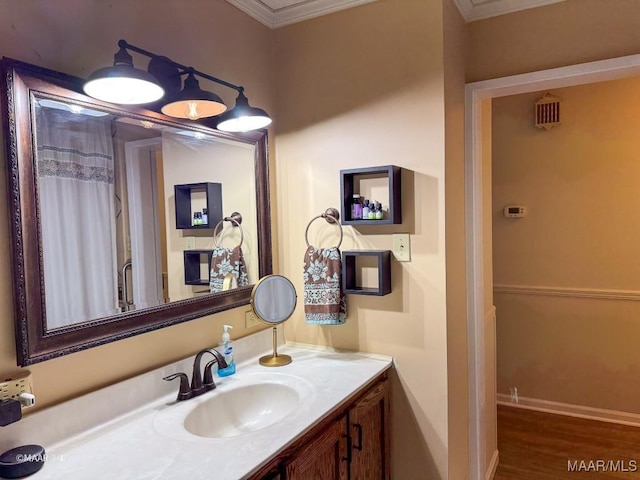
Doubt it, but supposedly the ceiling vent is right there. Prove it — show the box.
[535,93,561,130]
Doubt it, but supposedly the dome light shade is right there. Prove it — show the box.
[161,73,226,120]
[83,47,164,105]
[217,91,272,132]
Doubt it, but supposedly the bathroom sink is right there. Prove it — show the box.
[153,372,313,441]
[183,382,300,438]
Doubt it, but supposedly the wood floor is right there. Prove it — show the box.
[494,405,640,479]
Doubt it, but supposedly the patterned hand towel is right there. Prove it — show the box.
[209,246,249,293]
[304,246,347,325]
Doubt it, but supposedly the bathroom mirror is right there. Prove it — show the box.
[1,58,272,366]
[251,275,297,366]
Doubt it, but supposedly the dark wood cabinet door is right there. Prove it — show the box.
[285,416,349,480]
[349,379,390,480]
[257,469,281,480]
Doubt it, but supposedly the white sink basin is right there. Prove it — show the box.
[183,382,299,438]
[153,372,313,441]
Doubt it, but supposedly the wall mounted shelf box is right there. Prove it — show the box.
[342,250,391,296]
[174,182,223,229]
[184,250,214,285]
[340,165,401,225]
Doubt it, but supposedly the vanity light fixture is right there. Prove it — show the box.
[83,39,272,131]
[161,71,226,120]
[217,90,272,132]
[84,44,165,105]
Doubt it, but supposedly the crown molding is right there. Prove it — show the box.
[227,0,378,28]
[452,0,566,22]
[227,0,565,28]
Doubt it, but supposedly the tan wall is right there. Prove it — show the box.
[162,134,258,300]
[492,77,640,412]
[0,0,474,476]
[274,0,449,477]
[0,0,273,408]
[467,0,640,82]
[443,0,469,478]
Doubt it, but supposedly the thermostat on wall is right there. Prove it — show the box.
[503,205,527,218]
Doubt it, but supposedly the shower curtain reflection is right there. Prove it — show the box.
[36,105,119,329]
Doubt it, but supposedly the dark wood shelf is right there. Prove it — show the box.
[342,250,391,296]
[343,219,395,226]
[183,249,214,286]
[174,182,222,229]
[340,165,401,225]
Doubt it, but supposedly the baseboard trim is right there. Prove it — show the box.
[486,449,499,480]
[497,393,640,428]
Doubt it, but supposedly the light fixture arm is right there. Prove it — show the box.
[117,39,243,94]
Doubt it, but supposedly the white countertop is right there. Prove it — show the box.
[21,344,391,480]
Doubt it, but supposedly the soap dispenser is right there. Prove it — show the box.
[217,325,236,377]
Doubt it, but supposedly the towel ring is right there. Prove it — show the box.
[213,211,244,248]
[305,207,343,249]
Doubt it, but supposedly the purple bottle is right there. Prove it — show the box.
[351,194,363,220]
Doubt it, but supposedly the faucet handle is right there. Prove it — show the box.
[203,360,219,390]
[163,372,193,401]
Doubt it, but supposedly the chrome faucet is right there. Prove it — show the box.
[163,349,228,401]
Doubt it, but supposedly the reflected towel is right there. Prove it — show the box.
[303,246,347,325]
[209,246,249,293]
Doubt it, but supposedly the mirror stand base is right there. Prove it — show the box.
[258,324,292,367]
[259,354,292,367]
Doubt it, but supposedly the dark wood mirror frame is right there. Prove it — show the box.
[1,58,272,366]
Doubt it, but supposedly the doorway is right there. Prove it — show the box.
[465,53,640,480]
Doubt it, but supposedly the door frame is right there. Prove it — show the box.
[124,137,164,310]
[465,53,640,480]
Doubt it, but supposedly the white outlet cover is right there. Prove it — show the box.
[392,233,411,262]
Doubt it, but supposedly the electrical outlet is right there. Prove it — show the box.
[185,236,196,250]
[245,310,261,328]
[1,372,33,409]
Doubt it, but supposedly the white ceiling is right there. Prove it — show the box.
[454,0,565,22]
[226,0,566,29]
[226,0,378,29]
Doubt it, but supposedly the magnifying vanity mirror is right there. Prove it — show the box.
[1,58,273,366]
[250,275,297,367]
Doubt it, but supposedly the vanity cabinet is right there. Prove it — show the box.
[250,373,390,480]
[285,416,349,480]
[349,378,390,479]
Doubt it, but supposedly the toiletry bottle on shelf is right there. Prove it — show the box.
[217,324,236,377]
[351,194,363,220]
[375,201,383,220]
[362,199,370,219]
